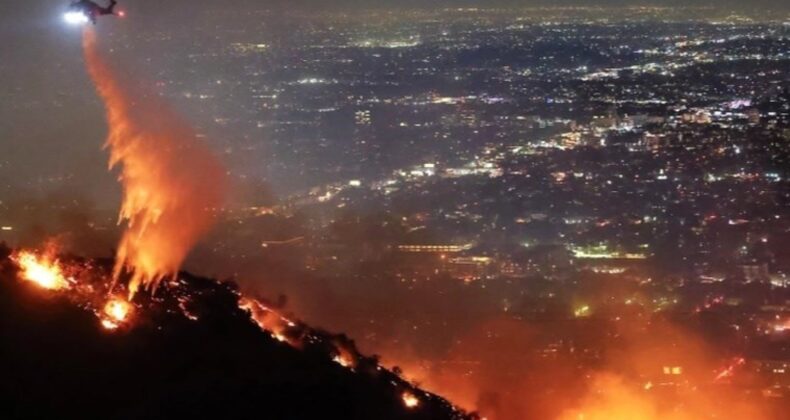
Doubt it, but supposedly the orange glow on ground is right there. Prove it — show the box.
[12,250,70,291]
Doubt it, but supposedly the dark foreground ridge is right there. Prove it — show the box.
[0,245,473,420]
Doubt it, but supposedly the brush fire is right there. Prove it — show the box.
[5,245,456,414]
[11,247,136,331]
[11,249,72,291]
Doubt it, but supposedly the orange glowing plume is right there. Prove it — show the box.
[82,29,226,298]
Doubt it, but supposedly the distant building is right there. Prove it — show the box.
[642,131,666,151]
[741,263,770,284]
[445,256,493,282]
[354,110,372,126]
[397,244,473,253]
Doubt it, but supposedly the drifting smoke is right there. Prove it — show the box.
[82,29,226,298]
[556,320,772,420]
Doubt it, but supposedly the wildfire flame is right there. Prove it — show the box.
[402,391,420,409]
[333,352,354,368]
[11,250,71,291]
[101,298,133,330]
[239,297,297,345]
[10,246,140,331]
[82,29,226,299]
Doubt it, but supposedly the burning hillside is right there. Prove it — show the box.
[0,244,473,419]
[0,27,479,420]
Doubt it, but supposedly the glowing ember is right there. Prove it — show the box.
[331,342,358,369]
[12,250,70,291]
[101,319,120,330]
[714,357,746,382]
[178,297,199,321]
[402,391,420,409]
[333,354,352,367]
[104,298,131,322]
[99,298,132,330]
